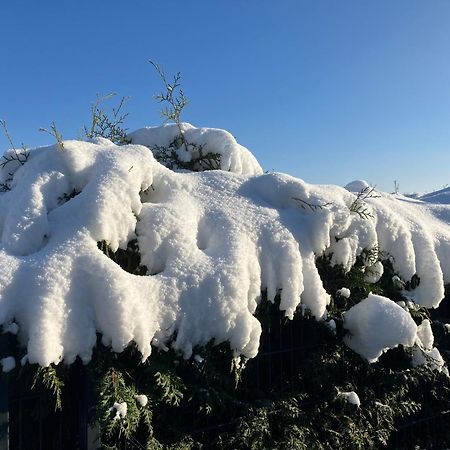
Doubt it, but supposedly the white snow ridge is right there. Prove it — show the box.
[0,123,449,366]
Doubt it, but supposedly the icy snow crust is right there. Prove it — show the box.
[0,125,450,366]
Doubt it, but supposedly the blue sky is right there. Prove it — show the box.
[1,1,449,193]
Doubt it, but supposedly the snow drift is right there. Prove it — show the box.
[0,123,449,366]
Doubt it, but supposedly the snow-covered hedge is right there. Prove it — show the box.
[0,123,449,370]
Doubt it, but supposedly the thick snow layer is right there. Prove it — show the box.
[128,123,263,176]
[0,124,450,366]
[344,294,418,362]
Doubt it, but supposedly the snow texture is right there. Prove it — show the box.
[0,124,450,366]
[344,294,418,362]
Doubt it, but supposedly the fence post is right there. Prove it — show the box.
[0,334,9,450]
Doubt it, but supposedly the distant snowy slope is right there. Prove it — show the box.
[0,124,449,367]
[419,186,450,205]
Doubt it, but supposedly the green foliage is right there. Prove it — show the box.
[150,61,188,131]
[8,248,450,449]
[84,93,130,144]
[292,196,332,212]
[349,185,380,220]
[39,121,65,150]
[98,239,147,276]
[0,119,29,191]
[150,61,221,172]
[154,370,185,406]
[31,365,64,411]
[95,367,153,445]
[152,137,221,172]
[0,119,30,168]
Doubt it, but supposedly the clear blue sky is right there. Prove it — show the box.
[1,1,450,193]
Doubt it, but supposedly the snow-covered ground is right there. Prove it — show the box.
[0,123,449,370]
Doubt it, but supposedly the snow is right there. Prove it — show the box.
[135,394,148,407]
[419,186,450,205]
[343,294,418,362]
[326,319,336,332]
[2,321,19,335]
[336,287,351,298]
[128,123,263,176]
[416,319,434,351]
[363,261,384,283]
[111,402,127,419]
[0,356,16,373]
[344,180,370,193]
[413,319,448,374]
[194,354,204,363]
[339,391,361,407]
[0,123,450,366]
[412,346,448,374]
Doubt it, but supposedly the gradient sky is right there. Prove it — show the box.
[1,1,450,193]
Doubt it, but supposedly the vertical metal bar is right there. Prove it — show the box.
[18,399,21,450]
[279,314,283,386]
[39,397,43,450]
[0,380,8,450]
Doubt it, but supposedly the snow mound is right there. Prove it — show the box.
[343,294,418,362]
[344,180,370,192]
[128,123,263,176]
[0,125,450,366]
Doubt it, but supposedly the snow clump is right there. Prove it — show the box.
[339,391,361,407]
[343,294,418,362]
[111,402,127,420]
[0,124,450,366]
[344,180,370,192]
[0,356,16,373]
[135,394,148,407]
[336,287,351,298]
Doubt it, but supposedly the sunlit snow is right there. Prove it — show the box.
[0,124,449,366]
